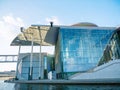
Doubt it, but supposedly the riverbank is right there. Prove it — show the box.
[0,76,14,80]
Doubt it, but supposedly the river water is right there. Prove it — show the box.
[0,80,120,90]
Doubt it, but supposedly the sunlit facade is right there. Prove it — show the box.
[55,26,120,78]
[11,22,120,80]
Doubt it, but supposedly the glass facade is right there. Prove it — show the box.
[18,53,40,80]
[55,27,115,74]
[98,30,120,65]
[17,53,54,80]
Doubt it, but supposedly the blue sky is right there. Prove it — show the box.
[0,0,120,71]
[0,0,120,26]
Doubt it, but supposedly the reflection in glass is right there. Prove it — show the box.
[55,27,117,78]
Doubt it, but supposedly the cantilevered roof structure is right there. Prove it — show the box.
[11,25,59,46]
[11,22,118,46]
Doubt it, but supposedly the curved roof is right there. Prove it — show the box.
[11,25,59,46]
[72,22,98,27]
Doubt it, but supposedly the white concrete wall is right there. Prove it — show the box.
[70,60,120,80]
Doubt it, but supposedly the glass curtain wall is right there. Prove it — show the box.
[19,53,40,80]
[98,30,120,65]
[55,27,114,76]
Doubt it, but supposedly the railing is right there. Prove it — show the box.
[0,55,18,63]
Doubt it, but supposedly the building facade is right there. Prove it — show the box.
[11,23,120,80]
[16,53,54,80]
[55,26,120,79]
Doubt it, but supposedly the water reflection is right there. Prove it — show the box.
[14,83,120,90]
[1,81,120,90]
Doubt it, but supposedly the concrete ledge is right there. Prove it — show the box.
[70,60,120,80]
[4,79,120,85]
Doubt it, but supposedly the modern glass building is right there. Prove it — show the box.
[11,22,120,80]
[55,26,119,78]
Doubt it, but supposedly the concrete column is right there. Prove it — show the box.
[15,45,21,80]
[39,45,42,79]
[29,35,34,80]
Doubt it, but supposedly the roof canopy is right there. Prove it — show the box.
[11,25,59,46]
[11,22,117,46]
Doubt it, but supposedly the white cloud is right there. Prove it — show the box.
[0,15,25,71]
[0,15,24,41]
[0,15,25,54]
[45,16,61,25]
[3,16,24,27]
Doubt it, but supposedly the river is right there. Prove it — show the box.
[0,80,120,90]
